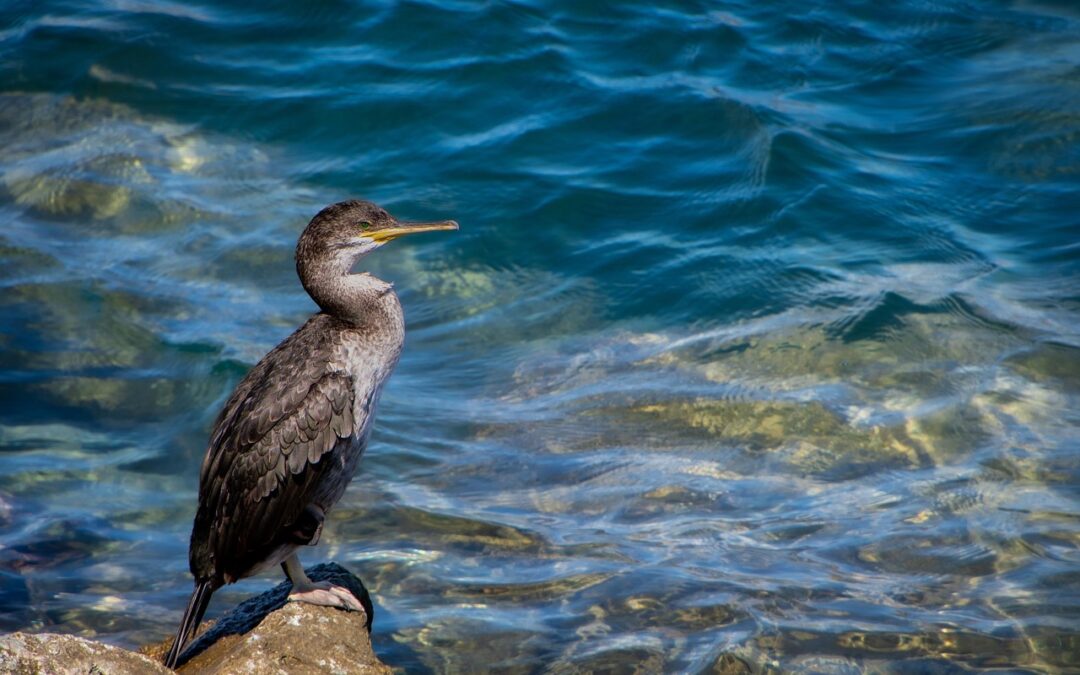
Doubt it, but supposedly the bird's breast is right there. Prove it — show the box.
[335,322,403,422]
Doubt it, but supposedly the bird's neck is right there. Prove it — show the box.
[298,257,400,329]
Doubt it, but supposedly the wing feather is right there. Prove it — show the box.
[189,316,375,582]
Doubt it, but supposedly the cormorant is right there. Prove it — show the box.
[163,200,457,669]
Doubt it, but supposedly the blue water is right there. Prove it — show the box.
[1,1,1078,672]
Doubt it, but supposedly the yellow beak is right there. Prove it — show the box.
[367,220,459,243]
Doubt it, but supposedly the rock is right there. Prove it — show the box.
[171,601,390,675]
[0,631,172,675]
[0,562,390,674]
[142,562,390,674]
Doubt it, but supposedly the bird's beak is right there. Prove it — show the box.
[367,220,459,244]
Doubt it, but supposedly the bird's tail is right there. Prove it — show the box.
[163,579,215,669]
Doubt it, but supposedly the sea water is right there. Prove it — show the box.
[0,1,1077,671]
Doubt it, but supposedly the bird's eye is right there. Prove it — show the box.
[359,221,372,231]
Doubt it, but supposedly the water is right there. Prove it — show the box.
[1,1,1078,672]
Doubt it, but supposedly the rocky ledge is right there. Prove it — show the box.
[0,563,391,674]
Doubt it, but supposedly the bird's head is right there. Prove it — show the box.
[297,199,458,274]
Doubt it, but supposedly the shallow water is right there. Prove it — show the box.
[1,1,1078,672]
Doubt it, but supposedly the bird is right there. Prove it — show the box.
[163,199,458,669]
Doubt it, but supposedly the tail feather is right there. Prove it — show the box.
[163,580,215,669]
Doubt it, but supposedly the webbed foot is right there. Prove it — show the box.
[287,579,366,612]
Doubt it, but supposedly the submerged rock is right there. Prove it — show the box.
[1,563,389,674]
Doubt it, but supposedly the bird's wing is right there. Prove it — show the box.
[190,319,372,580]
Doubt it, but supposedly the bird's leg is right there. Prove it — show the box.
[281,554,366,613]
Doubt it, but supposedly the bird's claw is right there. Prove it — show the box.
[287,580,366,613]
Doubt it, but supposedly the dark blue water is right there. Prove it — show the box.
[1,1,1078,672]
